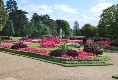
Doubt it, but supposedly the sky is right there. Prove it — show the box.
[3,0,118,28]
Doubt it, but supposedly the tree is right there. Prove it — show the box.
[73,21,80,36]
[80,24,97,38]
[40,14,57,35]
[28,13,51,37]
[6,0,18,12]
[56,20,72,37]
[0,0,8,31]
[1,20,15,36]
[97,4,118,39]
[9,10,28,36]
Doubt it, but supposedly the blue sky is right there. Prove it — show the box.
[3,0,118,28]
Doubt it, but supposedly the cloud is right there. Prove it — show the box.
[53,5,79,14]
[19,4,53,15]
[90,2,112,13]
[18,2,113,28]
[19,0,27,4]
[19,4,79,15]
[80,14,88,18]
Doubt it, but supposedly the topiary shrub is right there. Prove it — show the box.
[11,41,28,49]
[66,49,78,57]
[49,50,64,57]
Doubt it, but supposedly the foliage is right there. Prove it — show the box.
[40,36,61,43]
[0,48,112,66]
[97,5,118,39]
[56,19,72,37]
[0,0,8,31]
[40,14,57,35]
[11,41,28,49]
[29,13,51,37]
[59,43,69,53]
[40,41,58,48]
[83,42,103,56]
[112,75,118,79]
[73,21,80,36]
[8,9,28,36]
[109,42,118,47]
[6,0,18,12]
[50,49,64,57]
[80,24,97,38]
[66,49,78,57]
[1,20,15,36]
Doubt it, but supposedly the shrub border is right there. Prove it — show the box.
[0,48,112,67]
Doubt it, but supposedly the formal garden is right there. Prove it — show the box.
[0,0,118,79]
[0,36,117,66]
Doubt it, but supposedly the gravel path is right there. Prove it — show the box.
[0,52,118,80]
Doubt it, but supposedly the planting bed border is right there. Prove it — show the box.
[0,48,112,67]
[112,75,118,79]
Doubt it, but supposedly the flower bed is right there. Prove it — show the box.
[39,41,58,48]
[0,41,112,66]
[0,48,112,66]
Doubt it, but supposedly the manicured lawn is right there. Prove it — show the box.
[12,37,21,40]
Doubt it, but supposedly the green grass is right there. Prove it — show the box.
[112,75,118,79]
[95,53,111,61]
[28,43,39,48]
[12,37,21,40]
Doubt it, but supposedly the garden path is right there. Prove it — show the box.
[0,52,118,80]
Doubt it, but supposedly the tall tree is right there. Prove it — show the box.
[56,19,72,37]
[73,21,80,36]
[6,0,18,12]
[29,13,50,37]
[97,4,118,39]
[40,14,57,35]
[9,10,28,36]
[80,24,97,38]
[0,0,8,31]
[1,20,15,36]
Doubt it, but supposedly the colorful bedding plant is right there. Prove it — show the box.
[13,42,32,45]
[39,36,61,48]
[96,41,115,48]
[66,40,92,44]
[39,41,58,48]
[61,50,94,59]
[40,36,61,43]
[3,40,18,43]
[0,43,99,60]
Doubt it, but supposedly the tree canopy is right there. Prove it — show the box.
[73,21,80,36]
[97,4,118,39]
[6,0,18,12]
[56,20,72,37]
[0,0,8,31]
[1,20,15,36]
[80,23,97,38]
